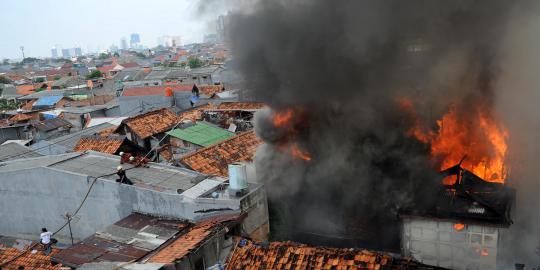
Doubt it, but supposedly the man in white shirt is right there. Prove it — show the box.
[40,228,53,254]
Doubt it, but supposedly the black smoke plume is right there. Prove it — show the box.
[226,0,539,261]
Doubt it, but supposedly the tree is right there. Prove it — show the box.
[53,75,61,80]
[188,57,203,69]
[86,70,102,79]
[99,53,109,60]
[0,75,12,84]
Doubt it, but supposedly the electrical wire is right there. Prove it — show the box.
[0,107,188,268]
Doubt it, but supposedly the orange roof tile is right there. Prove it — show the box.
[21,100,36,110]
[180,130,261,177]
[9,113,32,122]
[226,241,443,270]
[121,108,180,139]
[15,85,37,95]
[73,135,125,154]
[149,215,239,263]
[216,102,265,110]
[197,85,224,96]
[178,103,214,122]
[0,246,62,270]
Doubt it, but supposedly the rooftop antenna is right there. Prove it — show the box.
[19,46,25,59]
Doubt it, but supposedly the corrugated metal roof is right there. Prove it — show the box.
[33,95,63,107]
[53,213,190,268]
[167,122,235,147]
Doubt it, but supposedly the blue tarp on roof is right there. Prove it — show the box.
[33,96,63,107]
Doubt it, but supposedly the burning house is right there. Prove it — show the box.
[223,0,532,268]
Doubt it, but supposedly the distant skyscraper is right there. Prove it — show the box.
[51,46,58,58]
[130,33,141,48]
[120,38,128,50]
[74,47,82,57]
[61,48,71,58]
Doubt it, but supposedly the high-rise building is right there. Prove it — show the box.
[120,37,128,50]
[51,46,58,58]
[61,48,71,58]
[74,47,82,57]
[130,33,141,48]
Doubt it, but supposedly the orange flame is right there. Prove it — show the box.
[403,99,509,184]
[291,143,312,161]
[272,108,294,127]
[453,223,465,231]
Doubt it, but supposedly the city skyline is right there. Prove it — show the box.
[0,0,232,59]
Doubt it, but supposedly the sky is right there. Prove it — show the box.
[0,0,231,59]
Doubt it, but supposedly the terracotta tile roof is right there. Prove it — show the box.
[197,85,224,96]
[149,215,240,264]
[180,130,261,177]
[226,241,446,270]
[16,85,37,95]
[178,103,214,122]
[120,108,180,139]
[0,246,62,270]
[122,85,193,97]
[216,102,266,111]
[73,135,125,154]
[119,62,139,68]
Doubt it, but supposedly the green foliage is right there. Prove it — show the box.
[33,77,45,83]
[0,99,18,110]
[135,52,146,58]
[86,70,102,79]
[113,52,120,57]
[22,57,39,64]
[53,75,61,80]
[0,75,12,84]
[188,57,203,69]
[99,53,110,60]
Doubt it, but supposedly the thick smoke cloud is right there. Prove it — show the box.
[227,0,539,263]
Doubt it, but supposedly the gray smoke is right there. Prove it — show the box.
[226,0,540,263]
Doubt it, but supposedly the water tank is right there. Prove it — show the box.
[228,163,248,195]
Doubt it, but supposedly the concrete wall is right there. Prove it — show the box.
[0,167,251,243]
[402,217,499,270]
[118,92,192,116]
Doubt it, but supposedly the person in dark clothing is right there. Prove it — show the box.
[116,166,134,185]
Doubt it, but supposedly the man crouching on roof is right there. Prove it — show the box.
[40,228,57,255]
[116,166,134,185]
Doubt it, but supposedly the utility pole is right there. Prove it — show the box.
[64,212,75,245]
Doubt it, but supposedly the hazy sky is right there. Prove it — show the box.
[0,0,230,59]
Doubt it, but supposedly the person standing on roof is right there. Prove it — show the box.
[116,166,134,185]
[40,228,53,255]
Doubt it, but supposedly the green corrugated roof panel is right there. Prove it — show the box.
[167,122,235,147]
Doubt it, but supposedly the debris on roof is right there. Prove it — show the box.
[120,108,180,139]
[8,113,33,122]
[177,103,214,122]
[52,213,190,268]
[226,240,448,270]
[34,118,72,132]
[215,102,266,111]
[0,245,62,270]
[180,131,261,177]
[148,215,241,264]
[198,85,224,96]
[167,122,235,147]
[73,135,126,154]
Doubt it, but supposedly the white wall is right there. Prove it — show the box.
[402,217,500,270]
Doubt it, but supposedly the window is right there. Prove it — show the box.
[194,257,205,270]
